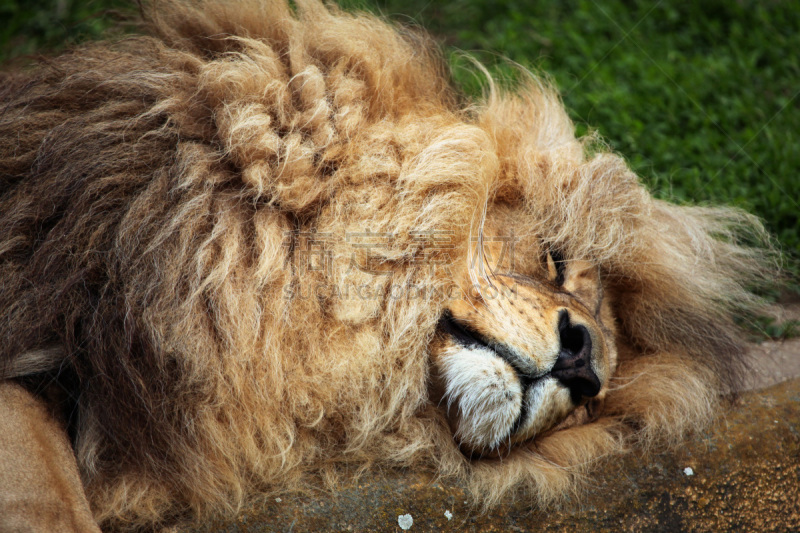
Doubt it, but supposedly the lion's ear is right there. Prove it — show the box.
[562,259,603,311]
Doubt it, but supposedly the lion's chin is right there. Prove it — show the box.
[459,400,595,459]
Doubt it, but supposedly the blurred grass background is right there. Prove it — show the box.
[2,0,798,270]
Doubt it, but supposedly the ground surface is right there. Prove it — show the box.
[182,308,800,533]
[744,301,800,390]
[184,380,800,533]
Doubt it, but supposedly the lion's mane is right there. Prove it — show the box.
[0,0,774,528]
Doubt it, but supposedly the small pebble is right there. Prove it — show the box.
[398,514,413,530]
[275,497,282,503]
[444,510,453,520]
[683,467,694,476]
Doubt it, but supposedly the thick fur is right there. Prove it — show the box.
[0,0,775,529]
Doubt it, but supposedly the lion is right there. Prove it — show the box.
[0,0,776,530]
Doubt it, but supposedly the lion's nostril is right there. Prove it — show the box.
[558,309,586,355]
[552,310,600,402]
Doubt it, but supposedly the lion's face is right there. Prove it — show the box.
[429,248,617,455]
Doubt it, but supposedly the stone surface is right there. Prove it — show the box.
[743,300,800,390]
[745,335,800,390]
[187,376,800,532]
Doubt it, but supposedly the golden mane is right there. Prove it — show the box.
[0,0,776,528]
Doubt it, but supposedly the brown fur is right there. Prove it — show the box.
[0,0,776,529]
[0,382,101,532]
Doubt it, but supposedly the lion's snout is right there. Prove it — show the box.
[430,262,615,453]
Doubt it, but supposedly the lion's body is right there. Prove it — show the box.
[0,1,774,530]
[0,382,101,532]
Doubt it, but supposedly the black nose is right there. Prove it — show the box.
[551,310,601,403]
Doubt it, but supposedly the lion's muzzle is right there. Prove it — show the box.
[430,267,611,454]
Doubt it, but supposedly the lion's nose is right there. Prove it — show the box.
[552,310,601,402]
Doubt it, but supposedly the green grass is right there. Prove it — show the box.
[2,0,799,269]
[0,0,132,60]
[367,0,800,263]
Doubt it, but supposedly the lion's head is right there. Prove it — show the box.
[0,0,776,529]
[429,218,616,455]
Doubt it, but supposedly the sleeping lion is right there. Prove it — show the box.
[0,0,776,530]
